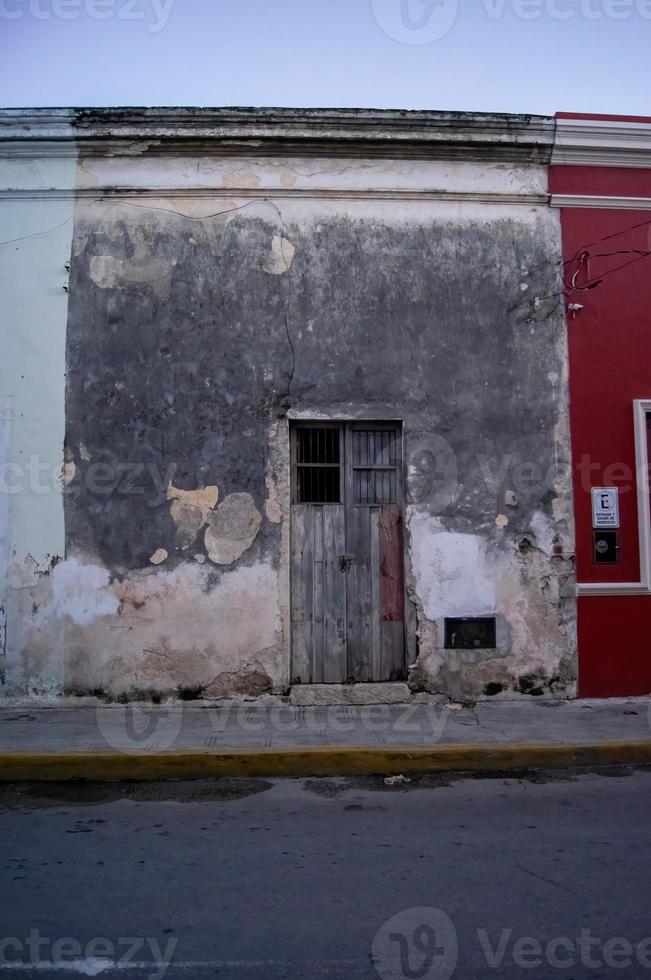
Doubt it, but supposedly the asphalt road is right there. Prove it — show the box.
[1,768,650,979]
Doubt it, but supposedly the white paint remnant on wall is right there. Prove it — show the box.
[89,220,179,302]
[52,558,120,627]
[263,235,295,275]
[408,510,497,619]
[89,254,178,301]
[530,510,556,556]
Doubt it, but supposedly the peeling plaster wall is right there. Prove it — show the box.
[407,511,575,700]
[0,155,75,692]
[9,555,281,698]
[3,146,576,700]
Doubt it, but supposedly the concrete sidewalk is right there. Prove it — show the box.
[1,696,650,780]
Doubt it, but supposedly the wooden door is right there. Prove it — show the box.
[290,422,405,685]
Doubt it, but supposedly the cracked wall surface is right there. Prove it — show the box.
[2,148,576,700]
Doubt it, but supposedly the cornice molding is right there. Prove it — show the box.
[0,107,555,164]
[577,583,651,597]
[0,186,549,206]
[550,194,651,210]
[553,117,651,169]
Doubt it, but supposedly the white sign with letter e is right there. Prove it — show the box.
[592,487,620,529]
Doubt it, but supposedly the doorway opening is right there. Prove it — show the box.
[290,421,406,684]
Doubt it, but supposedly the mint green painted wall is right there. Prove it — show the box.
[0,158,75,569]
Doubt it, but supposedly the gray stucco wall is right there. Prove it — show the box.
[2,133,576,701]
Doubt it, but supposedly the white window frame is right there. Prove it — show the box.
[577,399,651,596]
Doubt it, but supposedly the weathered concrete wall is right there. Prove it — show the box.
[0,154,75,694]
[3,146,576,700]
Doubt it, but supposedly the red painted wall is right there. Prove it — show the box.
[552,126,651,696]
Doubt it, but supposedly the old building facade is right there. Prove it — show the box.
[0,108,577,702]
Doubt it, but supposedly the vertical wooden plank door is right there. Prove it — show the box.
[290,421,405,684]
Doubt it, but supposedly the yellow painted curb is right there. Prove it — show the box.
[1,740,651,781]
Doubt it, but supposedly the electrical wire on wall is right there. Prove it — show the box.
[562,215,651,294]
[0,216,73,248]
[5,204,651,331]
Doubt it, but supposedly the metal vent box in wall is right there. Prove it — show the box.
[445,617,497,650]
[594,530,619,564]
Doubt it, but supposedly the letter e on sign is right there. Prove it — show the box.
[592,487,620,529]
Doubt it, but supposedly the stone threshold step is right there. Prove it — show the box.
[289,683,411,706]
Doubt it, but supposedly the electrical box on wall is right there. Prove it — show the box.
[594,530,619,564]
[445,617,496,650]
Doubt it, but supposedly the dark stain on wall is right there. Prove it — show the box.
[65,206,566,572]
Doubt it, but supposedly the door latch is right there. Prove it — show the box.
[339,555,355,572]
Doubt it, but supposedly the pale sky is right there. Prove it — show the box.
[0,0,649,116]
